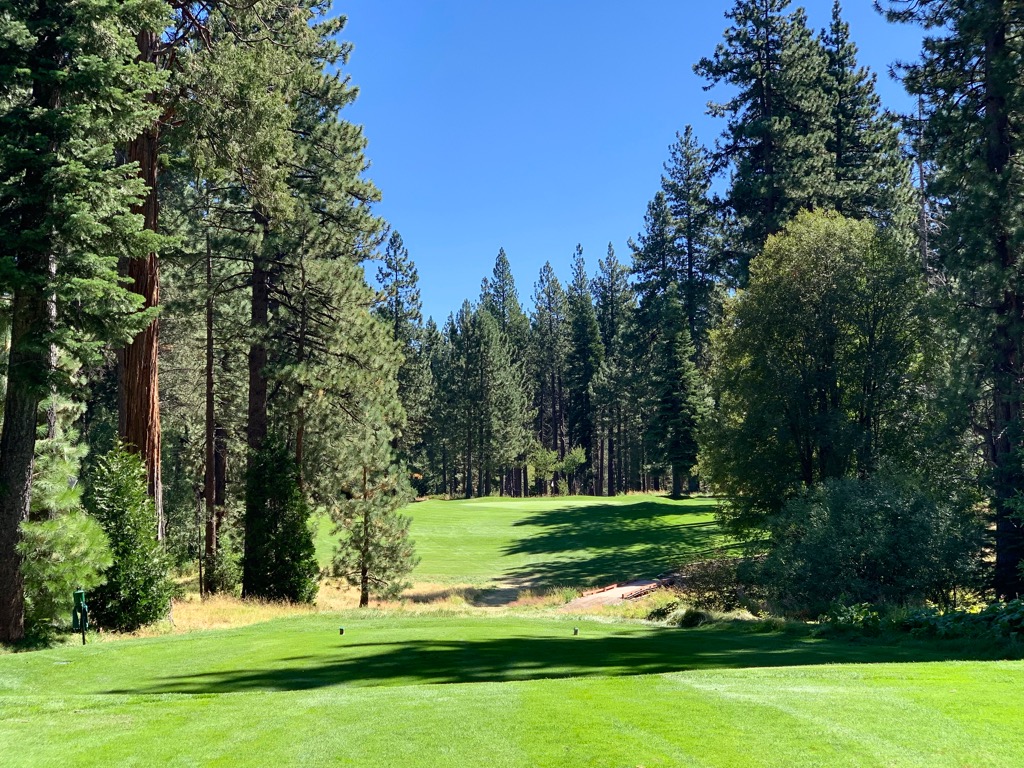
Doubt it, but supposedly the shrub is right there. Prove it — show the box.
[675,553,760,612]
[243,439,318,604]
[900,600,1024,640]
[18,512,112,635]
[204,520,243,596]
[85,444,173,631]
[819,602,882,636]
[755,470,984,616]
[646,600,681,622]
[667,607,715,628]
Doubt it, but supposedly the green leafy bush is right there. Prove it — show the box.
[675,553,760,612]
[243,439,318,604]
[819,602,882,636]
[85,444,173,631]
[901,600,1024,640]
[204,520,243,596]
[755,470,984,615]
[18,512,112,634]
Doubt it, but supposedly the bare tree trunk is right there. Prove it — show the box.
[607,431,616,498]
[120,28,163,539]
[359,466,370,607]
[294,255,309,485]
[672,465,683,499]
[981,4,1024,599]
[242,228,270,598]
[204,223,216,561]
[0,284,48,642]
[214,423,228,533]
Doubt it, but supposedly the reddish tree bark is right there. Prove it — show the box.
[119,28,163,538]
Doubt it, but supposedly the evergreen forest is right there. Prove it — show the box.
[1,0,1024,741]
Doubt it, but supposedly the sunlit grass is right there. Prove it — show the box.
[2,611,1022,767]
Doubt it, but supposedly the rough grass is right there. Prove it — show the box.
[2,611,1022,767]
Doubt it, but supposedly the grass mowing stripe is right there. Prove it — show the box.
[4,663,1022,767]
[316,495,726,587]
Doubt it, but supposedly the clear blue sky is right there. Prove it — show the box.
[337,1,924,323]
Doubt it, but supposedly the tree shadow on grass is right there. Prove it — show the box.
[500,498,728,588]
[105,622,1010,695]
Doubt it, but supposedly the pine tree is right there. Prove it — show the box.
[822,1,912,230]
[696,0,834,279]
[483,248,530,349]
[649,286,704,498]
[565,246,604,494]
[880,0,1024,598]
[531,263,570,480]
[629,192,679,308]
[376,230,432,476]
[481,248,532,494]
[592,246,635,496]
[474,308,533,496]
[661,127,720,361]
[0,0,163,642]
[377,231,422,343]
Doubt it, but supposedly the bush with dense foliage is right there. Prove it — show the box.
[702,211,932,533]
[242,440,319,604]
[674,553,761,612]
[204,521,243,596]
[900,600,1024,641]
[17,512,112,635]
[754,470,984,616]
[85,445,173,632]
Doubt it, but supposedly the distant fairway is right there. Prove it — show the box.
[2,611,1022,767]
[318,494,726,588]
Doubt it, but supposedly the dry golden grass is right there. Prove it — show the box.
[94,579,588,643]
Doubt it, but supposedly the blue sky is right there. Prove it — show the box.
[337,1,925,322]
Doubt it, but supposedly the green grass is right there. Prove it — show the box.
[9,496,1022,766]
[317,494,727,588]
[2,611,1022,766]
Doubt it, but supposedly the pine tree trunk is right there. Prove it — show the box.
[0,283,48,642]
[0,53,58,639]
[204,225,216,562]
[120,28,163,539]
[607,430,616,497]
[360,467,370,607]
[982,4,1023,599]
[671,465,683,499]
[214,423,228,527]
[243,231,270,597]
[616,412,624,494]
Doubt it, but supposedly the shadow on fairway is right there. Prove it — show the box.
[106,622,1004,695]
[500,498,725,588]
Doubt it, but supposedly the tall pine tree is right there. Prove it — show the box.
[696,0,834,280]
[0,0,163,642]
[881,0,1024,598]
[564,246,604,494]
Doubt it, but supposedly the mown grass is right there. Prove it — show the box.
[2,611,1022,766]
[10,495,1022,766]
[317,494,727,590]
